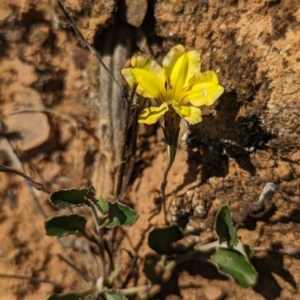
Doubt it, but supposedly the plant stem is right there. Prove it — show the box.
[158,251,209,280]
[77,287,99,298]
[86,199,107,279]
[105,267,122,287]
[0,273,61,288]
[122,285,150,297]
[161,125,180,225]
[58,254,93,283]
[58,1,122,89]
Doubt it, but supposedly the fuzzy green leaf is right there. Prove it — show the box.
[211,248,258,288]
[95,197,109,214]
[96,199,139,228]
[100,290,127,300]
[215,205,239,247]
[45,214,87,238]
[244,244,255,258]
[148,225,183,254]
[49,188,89,208]
[105,202,139,228]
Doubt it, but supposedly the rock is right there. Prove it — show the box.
[62,0,118,43]
[274,160,293,181]
[2,26,26,42]
[290,150,300,162]
[26,23,50,46]
[125,0,148,28]
[13,59,38,86]
[203,286,225,300]
[3,88,50,152]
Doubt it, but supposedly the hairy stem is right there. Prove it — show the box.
[86,199,107,279]
[161,125,180,225]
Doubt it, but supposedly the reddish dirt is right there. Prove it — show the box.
[1,0,300,299]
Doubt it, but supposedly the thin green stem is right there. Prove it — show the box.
[164,250,209,273]
[122,285,150,297]
[86,199,107,279]
[77,287,99,298]
[105,267,122,287]
[161,125,180,225]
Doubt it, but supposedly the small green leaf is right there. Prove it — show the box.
[45,214,87,238]
[100,290,127,300]
[49,188,89,208]
[244,244,255,258]
[101,201,139,228]
[215,205,239,247]
[211,248,258,288]
[148,225,183,254]
[95,197,109,214]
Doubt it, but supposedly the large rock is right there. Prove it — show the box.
[2,87,50,152]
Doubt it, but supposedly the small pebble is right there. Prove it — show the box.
[203,286,225,300]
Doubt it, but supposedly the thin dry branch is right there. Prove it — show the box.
[0,164,50,194]
[0,272,61,288]
[57,0,123,90]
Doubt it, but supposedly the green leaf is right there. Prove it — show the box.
[148,225,183,254]
[105,202,139,228]
[49,188,89,208]
[95,197,109,214]
[244,244,255,258]
[45,214,87,238]
[211,248,258,288]
[96,199,139,228]
[215,205,239,247]
[100,290,127,300]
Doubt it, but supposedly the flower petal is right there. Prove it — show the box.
[163,45,201,100]
[163,45,186,89]
[181,71,224,106]
[182,85,224,107]
[121,56,166,102]
[190,71,219,85]
[138,102,169,124]
[185,50,201,85]
[171,101,202,125]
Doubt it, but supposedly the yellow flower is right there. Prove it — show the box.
[121,44,224,125]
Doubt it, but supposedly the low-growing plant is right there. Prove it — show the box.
[1,5,286,300]
[42,44,259,299]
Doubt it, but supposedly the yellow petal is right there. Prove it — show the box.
[182,85,224,107]
[171,101,202,125]
[163,45,186,89]
[138,102,169,124]
[190,70,219,84]
[121,56,166,102]
[185,50,201,85]
[181,71,224,106]
[163,45,201,100]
